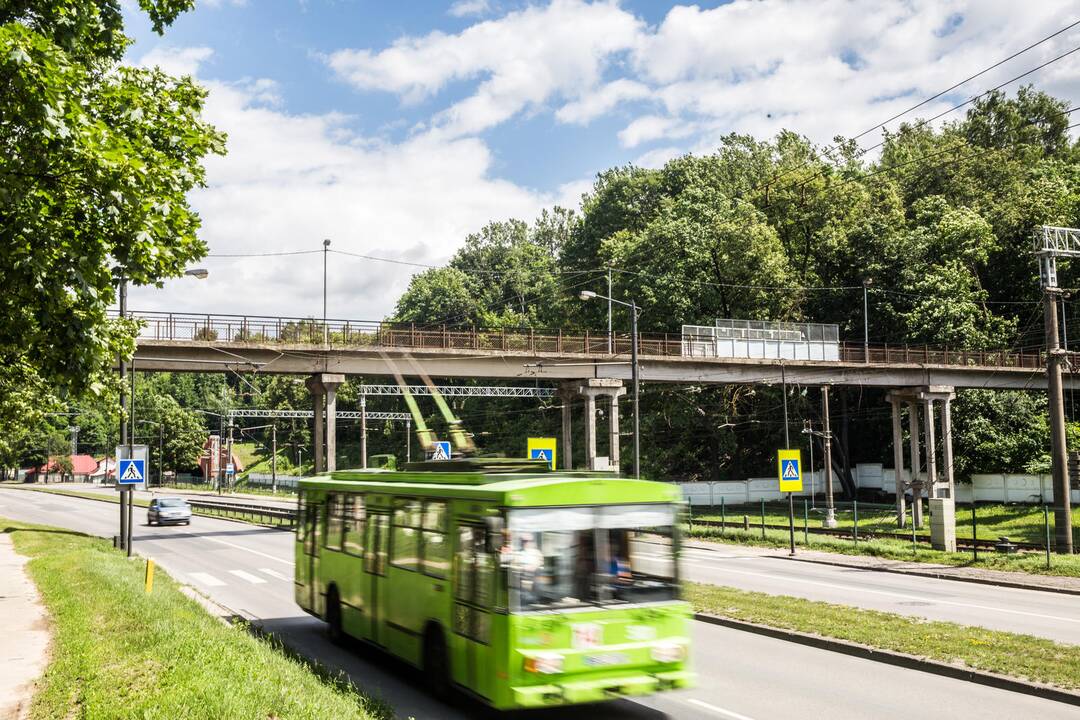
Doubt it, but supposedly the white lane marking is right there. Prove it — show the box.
[686,698,757,720]
[259,567,291,581]
[229,569,267,584]
[681,560,1080,624]
[189,572,226,587]
[200,535,294,566]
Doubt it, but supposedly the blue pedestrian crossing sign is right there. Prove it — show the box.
[118,458,146,485]
[527,437,557,471]
[430,441,452,461]
[777,449,802,492]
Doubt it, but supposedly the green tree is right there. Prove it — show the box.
[0,1,224,447]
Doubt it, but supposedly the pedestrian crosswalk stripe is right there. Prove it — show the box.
[229,569,267,584]
[259,568,290,581]
[189,572,226,587]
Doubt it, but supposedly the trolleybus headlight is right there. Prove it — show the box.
[650,642,686,663]
[524,653,564,675]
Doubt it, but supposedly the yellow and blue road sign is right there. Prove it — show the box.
[527,437,557,470]
[777,449,802,492]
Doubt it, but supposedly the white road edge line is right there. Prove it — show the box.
[680,560,1080,624]
[201,536,294,566]
[686,697,757,720]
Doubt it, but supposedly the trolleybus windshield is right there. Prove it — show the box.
[504,504,678,612]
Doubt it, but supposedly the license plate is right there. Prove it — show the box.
[584,653,629,667]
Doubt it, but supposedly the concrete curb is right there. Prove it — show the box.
[773,553,1080,597]
[694,612,1080,707]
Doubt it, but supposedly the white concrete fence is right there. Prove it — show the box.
[678,463,1080,507]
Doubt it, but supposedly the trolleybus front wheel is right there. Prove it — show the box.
[326,586,344,645]
[423,624,451,700]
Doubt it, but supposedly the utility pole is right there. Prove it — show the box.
[630,300,640,480]
[271,424,277,494]
[822,386,837,528]
[1035,225,1075,554]
[127,359,135,556]
[118,274,127,551]
[781,363,795,555]
[360,395,368,469]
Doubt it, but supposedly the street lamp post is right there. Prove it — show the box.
[579,290,640,479]
[137,420,162,488]
[862,277,873,363]
[117,267,208,552]
[323,238,331,345]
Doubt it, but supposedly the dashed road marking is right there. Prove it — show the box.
[685,698,757,720]
[200,536,293,566]
[229,569,267,584]
[189,572,226,587]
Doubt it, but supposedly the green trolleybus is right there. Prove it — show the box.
[295,458,694,710]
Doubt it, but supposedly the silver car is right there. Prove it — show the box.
[147,497,192,526]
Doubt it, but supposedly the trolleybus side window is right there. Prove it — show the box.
[391,498,422,571]
[343,494,365,557]
[421,500,449,578]
[296,492,307,542]
[325,493,344,551]
[454,524,492,643]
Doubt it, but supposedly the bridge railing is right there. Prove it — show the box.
[118,311,1043,370]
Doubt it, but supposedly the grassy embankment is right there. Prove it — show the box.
[3,519,392,720]
[686,582,1080,690]
[692,500,1080,544]
[684,521,1080,577]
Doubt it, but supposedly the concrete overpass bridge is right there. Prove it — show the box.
[123,311,1064,508]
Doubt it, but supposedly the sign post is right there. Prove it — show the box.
[527,437,557,470]
[778,449,802,555]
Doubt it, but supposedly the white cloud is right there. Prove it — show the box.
[327,0,643,136]
[448,0,491,18]
[138,46,214,76]
[555,78,652,124]
[617,114,694,148]
[126,48,554,320]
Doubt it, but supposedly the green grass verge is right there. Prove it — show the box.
[693,500,1080,545]
[2,519,393,720]
[684,523,1080,577]
[686,581,1080,690]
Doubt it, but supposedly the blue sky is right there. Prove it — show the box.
[122,1,1080,320]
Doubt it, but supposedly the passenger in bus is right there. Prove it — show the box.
[609,530,632,584]
[514,534,545,606]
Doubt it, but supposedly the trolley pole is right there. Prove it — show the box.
[1044,286,1074,553]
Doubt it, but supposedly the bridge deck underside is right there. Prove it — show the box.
[131,341,1063,390]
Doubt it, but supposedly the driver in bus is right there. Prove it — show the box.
[514,534,545,605]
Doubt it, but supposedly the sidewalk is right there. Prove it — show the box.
[685,537,1080,595]
[0,533,50,720]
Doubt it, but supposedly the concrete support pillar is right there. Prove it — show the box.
[890,397,906,527]
[608,393,621,473]
[924,399,937,500]
[310,388,325,474]
[306,373,345,475]
[941,398,955,500]
[583,392,597,470]
[560,386,574,470]
[907,401,923,528]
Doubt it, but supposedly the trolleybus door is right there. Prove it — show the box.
[366,511,390,646]
[302,498,321,612]
[454,523,494,698]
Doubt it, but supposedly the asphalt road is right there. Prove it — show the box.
[0,487,1076,720]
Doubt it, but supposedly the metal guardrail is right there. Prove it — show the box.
[686,517,1045,552]
[118,310,1043,370]
[187,499,296,526]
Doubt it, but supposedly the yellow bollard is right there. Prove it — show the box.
[144,558,155,594]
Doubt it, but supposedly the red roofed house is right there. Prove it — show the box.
[24,454,100,483]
